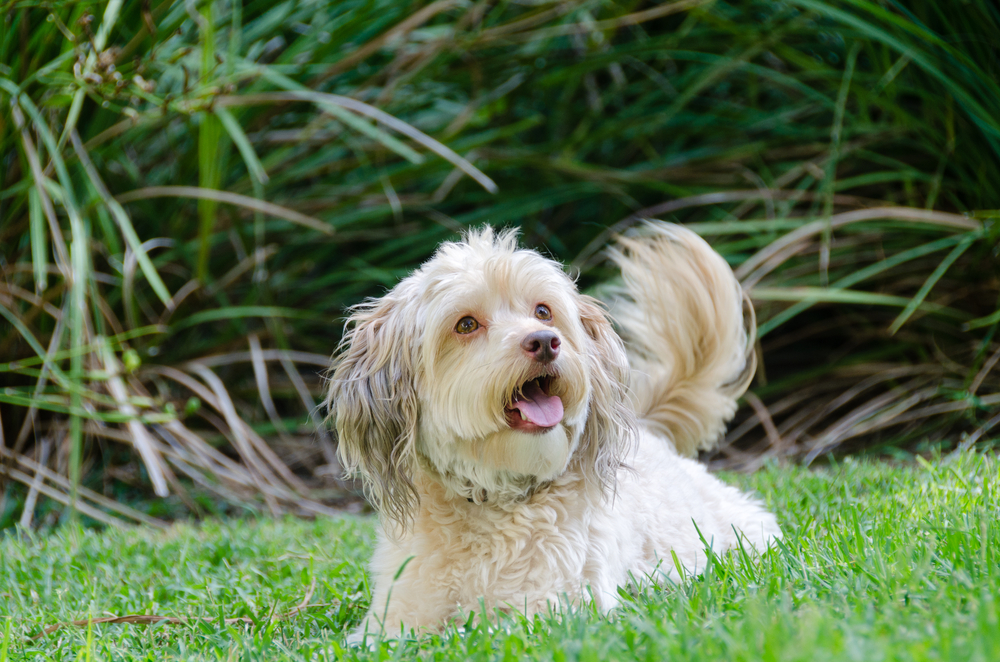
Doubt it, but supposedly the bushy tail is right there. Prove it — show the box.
[602,221,755,457]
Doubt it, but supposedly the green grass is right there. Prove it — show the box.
[2,452,998,660]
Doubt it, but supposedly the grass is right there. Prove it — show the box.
[1,451,998,660]
[2,0,1000,522]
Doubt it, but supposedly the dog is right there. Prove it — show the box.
[326,222,781,641]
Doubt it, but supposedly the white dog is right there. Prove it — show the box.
[326,222,781,640]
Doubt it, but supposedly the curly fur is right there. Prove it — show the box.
[604,222,758,456]
[325,223,781,641]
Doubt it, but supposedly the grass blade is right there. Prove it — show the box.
[241,64,425,164]
[751,287,909,306]
[27,188,48,293]
[888,232,978,334]
[215,106,269,185]
[757,233,973,337]
[70,131,172,306]
[217,90,499,193]
[172,306,319,330]
[197,111,224,282]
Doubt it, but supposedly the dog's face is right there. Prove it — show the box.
[327,228,633,524]
[414,233,599,500]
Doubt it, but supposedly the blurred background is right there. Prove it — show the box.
[1,0,998,528]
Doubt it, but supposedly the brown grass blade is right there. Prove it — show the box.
[970,345,1000,395]
[13,317,65,453]
[248,333,294,444]
[33,598,336,639]
[116,187,334,235]
[734,207,980,281]
[188,363,310,494]
[742,392,783,452]
[191,349,330,368]
[17,439,50,528]
[98,339,170,496]
[314,0,459,81]
[274,350,337,468]
[497,0,712,42]
[1,443,168,528]
[0,461,127,528]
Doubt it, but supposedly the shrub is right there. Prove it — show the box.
[1,0,998,525]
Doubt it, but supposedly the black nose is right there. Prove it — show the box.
[521,330,561,363]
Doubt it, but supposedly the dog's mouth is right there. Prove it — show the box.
[505,375,564,433]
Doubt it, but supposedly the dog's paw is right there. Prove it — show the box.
[345,632,375,650]
[345,623,378,649]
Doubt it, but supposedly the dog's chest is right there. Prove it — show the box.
[416,491,599,606]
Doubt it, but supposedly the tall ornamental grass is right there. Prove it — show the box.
[1,0,998,525]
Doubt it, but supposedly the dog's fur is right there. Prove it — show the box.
[326,223,781,640]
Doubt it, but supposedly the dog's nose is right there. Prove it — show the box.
[521,330,560,363]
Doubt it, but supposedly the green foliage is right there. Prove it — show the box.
[1,0,999,521]
[1,453,998,660]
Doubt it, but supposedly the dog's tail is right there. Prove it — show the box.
[603,221,755,457]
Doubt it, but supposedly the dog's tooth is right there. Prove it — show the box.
[520,410,527,421]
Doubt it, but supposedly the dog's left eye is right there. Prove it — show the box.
[535,304,552,321]
[455,316,480,334]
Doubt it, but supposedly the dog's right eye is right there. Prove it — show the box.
[455,316,480,334]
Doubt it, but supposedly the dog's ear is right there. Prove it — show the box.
[326,294,418,527]
[576,294,635,490]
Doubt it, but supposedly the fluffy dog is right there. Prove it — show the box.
[326,222,781,640]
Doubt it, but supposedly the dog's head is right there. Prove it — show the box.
[326,227,634,526]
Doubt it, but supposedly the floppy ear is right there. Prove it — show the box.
[325,293,419,527]
[576,294,636,491]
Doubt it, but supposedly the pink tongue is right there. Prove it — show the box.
[512,381,564,427]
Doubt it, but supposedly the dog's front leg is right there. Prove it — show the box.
[349,585,455,644]
[349,539,462,643]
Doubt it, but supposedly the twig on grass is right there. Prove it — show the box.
[33,579,326,640]
[33,598,335,640]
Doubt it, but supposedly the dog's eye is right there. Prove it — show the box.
[455,316,480,334]
[534,304,552,321]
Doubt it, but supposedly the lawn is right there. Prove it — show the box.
[2,451,997,661]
